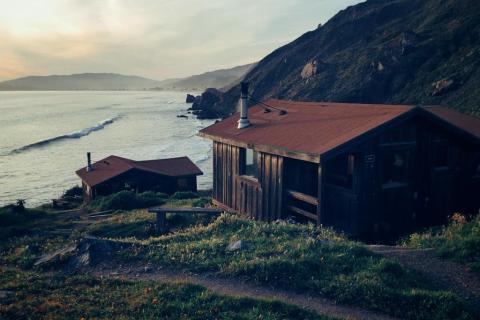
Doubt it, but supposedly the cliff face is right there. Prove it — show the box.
[201,0,480,118]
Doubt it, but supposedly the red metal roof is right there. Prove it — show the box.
[76,155,203,187]
[200,99,414,157]
[199,99,480,160]
[423,106,480,139]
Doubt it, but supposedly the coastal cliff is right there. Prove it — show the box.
[194,0,480,119]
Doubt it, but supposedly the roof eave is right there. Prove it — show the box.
[319,107,421,162]
[200,132,320,163]
[418,107,480,144]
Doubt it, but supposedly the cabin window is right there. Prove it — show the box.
[243,148,258,178]
[433,143,449,168]
[284,158,318,196]
[381,149,410,188]
[325,154,354,189]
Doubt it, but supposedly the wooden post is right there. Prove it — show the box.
[157,212,167,234]
[317,164,323,226]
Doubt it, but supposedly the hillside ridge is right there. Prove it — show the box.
[195,0,480,118]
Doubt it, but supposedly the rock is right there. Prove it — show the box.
[186,94,195,103]
[377,62,385,72]
[34,244,77,267]
[34,236,129,270]
[226,240,247,252]
[431,78,458,96]
[191,88,222,112]
[301,60,318,79]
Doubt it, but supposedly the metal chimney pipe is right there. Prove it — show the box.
[87,152,92,172]
[237,82,250,129]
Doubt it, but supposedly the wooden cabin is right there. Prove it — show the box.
[76,154,203,201]
[199,98,480,240]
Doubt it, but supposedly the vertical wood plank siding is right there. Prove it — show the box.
[212,141,285,221]
[260,152,284,221]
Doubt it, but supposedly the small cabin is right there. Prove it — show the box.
[76,154,203,201]
[199,91,480,240]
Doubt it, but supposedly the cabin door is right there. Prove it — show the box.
[378,144,416,240]
[416,139,456,227]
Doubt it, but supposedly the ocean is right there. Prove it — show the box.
[0,91,215,207]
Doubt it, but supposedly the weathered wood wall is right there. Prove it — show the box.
[258,153,284,221]
[213,141,242,209]
[212,141,285,221]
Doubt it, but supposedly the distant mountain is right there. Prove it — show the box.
[195,0,480,118]
[0,63,255,91]
[156,63,256,91]
[0,73,162,91]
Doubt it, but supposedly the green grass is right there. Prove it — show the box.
[0,195,214,268]
[0,267,332,320]
[122,214,474,320]
[86,190,212,212]
[86,208,216,239]
[87,191,168,211]
[402,213,480,271]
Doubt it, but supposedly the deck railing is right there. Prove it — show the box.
[285,189,318,221]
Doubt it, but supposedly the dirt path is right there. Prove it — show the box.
[369,245,480,311]
[90,263,397,320]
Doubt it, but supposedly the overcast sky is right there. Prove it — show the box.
[0,0,362,81]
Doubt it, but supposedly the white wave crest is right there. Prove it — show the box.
[12,116,120,153]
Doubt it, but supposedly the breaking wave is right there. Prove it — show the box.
[12,116,120,153]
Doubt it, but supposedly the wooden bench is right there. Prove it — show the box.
[148,207,224,233]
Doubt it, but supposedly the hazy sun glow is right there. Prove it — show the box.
[0,0,362,81]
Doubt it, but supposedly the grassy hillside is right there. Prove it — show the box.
[0,193,476,319]
[198,0,480,118]
[123,214,473,320]
[0,267,330,320]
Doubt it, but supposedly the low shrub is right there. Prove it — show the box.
[0,204,45,227]
[0,205,48,241]
[191,197,211,208]
[62,185,83,199]
[402,213,480,271]
[170,191,198,200]
[88,191,166,211]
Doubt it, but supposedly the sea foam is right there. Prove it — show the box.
[12,116,120,153]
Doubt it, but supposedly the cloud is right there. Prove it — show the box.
[0,0,363,81]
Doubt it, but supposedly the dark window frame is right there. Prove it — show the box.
[240,147,259,179]
[325,153,355,189]
[381,146,412,189]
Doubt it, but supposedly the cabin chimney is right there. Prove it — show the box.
[237,82,250,129]
[87,152,92,172]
